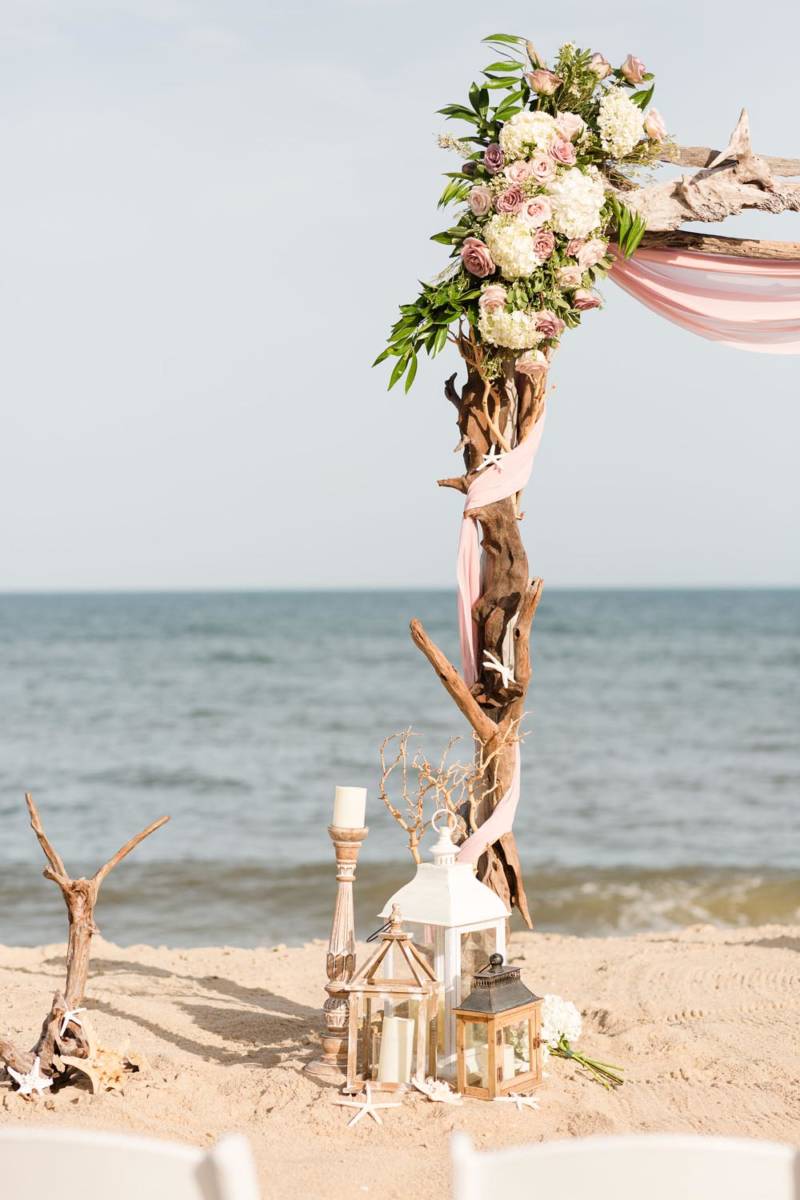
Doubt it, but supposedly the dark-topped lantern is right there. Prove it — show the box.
[454,953,543,1100]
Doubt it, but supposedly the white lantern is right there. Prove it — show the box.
[380,811,509,1079]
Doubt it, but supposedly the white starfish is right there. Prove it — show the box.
[483,650,515,688]
[334,1082,402,1127]
[494,1091,540,1113]
[6,1056,53,1097]
[59,1007,86,1039]
[476,445,504,472]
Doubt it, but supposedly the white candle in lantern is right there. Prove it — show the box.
[332,785,367,829]
[377,1016,414,1084]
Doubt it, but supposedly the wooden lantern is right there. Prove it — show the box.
[380,812,509,1080]
[342,904,440,1093]
[454,953,543,1100]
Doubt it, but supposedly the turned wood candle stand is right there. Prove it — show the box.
[305,824,368,1085]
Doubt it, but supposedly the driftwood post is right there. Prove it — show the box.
[411,346,546,923]
[0,793,169,1087]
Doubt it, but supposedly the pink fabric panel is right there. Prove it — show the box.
[456,412,546,686]
[610,246,800,353]
[457,742,521,866]
[454,411,545,866]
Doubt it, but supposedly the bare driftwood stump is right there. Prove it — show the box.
[411,334,546,923]
[0,793,169,1090]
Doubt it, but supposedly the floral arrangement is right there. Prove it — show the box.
[376,35,669,391]
[540,993,624,1089]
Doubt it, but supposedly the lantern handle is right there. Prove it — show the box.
[366,919,392,943]
[431,807,458,834]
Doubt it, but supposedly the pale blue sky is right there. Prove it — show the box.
[1,0,798,588]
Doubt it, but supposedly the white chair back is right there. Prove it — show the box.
[0,1128,261,1200]
[451,1132,799,1200]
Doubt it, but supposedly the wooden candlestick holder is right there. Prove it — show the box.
[305,824,368,1085]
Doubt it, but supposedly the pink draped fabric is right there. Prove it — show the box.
[610,246,800,353]
[456,412,546,686]
[455,411,545,865]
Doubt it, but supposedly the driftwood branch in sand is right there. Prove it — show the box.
[0,794,169,1089]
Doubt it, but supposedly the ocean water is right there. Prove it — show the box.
[0,589,798,947]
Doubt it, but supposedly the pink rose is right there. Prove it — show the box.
[483,143,504,175]
[534,310,565,339]
[529,153,556,183]
[566,238,585,258]
[526,68,562,96]
[468,185,493,217]
[621,54,646,84]
[520,196,552,227]
[532,228,555,260]
[515,349,549,379]
[504,159,533,184]
[589,52,612,79]
[495,185,525,214]
[577,238,608,269]
[479,284,507,313]
[558,265,583,289]
[549,137,577,166]
[644,108,667,141]
[460,237,495,278]
[573,288,602,311]
[555,111,585,141]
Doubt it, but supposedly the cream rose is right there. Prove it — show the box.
[644,108,667,141]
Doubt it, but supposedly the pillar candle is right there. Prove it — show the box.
[332,785,367,829]
[377,1016,414,1084]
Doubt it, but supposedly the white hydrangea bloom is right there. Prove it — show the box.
[597,88,645,157]
[498,110,557,159]
[483,213,542,279]
[540,994,582,1048]
[478,307,543,350]
[548,167,605,239]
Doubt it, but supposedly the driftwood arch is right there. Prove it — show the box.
[410,109,799,921]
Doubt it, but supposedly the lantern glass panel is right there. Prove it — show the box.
[502,1019,532,1079]
[366,997,423,1086]
[459,928,496,999]
[463,1020,489,1089]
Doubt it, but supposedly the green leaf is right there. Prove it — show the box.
[388,355,409,391]
[403,353,418,393]
[432,325,449,355]
[482,32,525,44]
[482,60,521,73]
[631,84,654,110]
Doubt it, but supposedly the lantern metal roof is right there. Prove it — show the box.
[380,817,510,929]
[456,953,540,1014]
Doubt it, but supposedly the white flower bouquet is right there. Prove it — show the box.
[540,994,624,1089]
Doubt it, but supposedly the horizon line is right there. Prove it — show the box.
[1,583,799,597]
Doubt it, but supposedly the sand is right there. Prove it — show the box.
[1,925,798,1198]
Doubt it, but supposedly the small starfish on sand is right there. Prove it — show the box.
[59,1007,86,1039]
[494,1091,540,1113]
[334,1082,402,1127]
[6,1056,53,1097]
[483,650,515,688]
[476,445,504,472]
